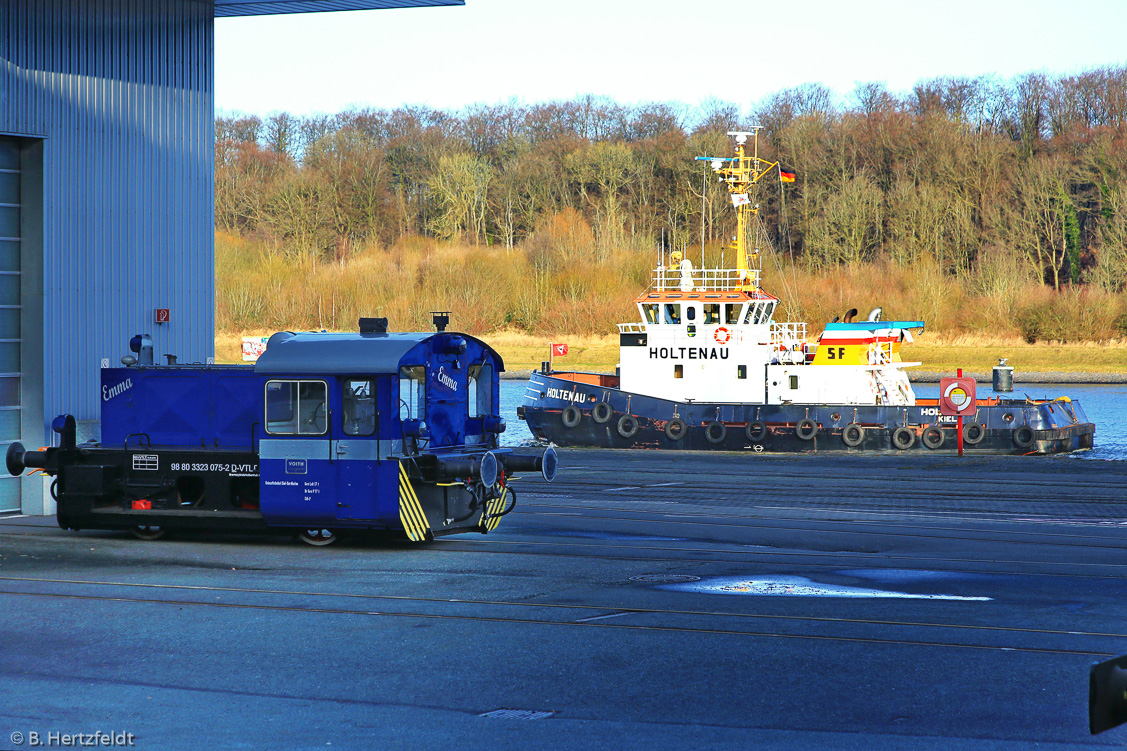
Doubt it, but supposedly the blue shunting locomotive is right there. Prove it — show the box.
[7,316,556,545]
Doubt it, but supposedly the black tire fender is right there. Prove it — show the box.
[842,423,865,448]
[922,425,944,449]
[665,418,687,441]
[616,414,639,439]
[592,401,613,424]
[1013,425,1035,449]
[705,421,727,444]
[795,418,818,441]
[561,405,581,428]
[962,423,985,445]
[745,421,768,442]
[891,426,915,450]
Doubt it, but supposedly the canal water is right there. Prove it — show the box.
[500,379,1127,461]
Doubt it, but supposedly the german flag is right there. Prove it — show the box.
[780,167,797,183]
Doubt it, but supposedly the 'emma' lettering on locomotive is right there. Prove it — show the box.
[102,378,133,401]
[649,347,729,360]
[437,366,458,392]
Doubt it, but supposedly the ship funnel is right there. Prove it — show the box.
[867,307,883,322]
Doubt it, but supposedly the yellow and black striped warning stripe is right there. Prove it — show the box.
[483,487,508,532]
[397,462,431,542]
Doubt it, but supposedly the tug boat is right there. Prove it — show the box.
[518,130,1095,455]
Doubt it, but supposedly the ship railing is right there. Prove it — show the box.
[770,322,807,347]
[868,341,893,365]
[652,266,761,292]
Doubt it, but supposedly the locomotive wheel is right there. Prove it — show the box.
[795,418,818,440]
[664,418,687,441]
[592,401,614,424]
[891,427,915,450]
[963,423,986,445]
[299,528,337,546]
[745,421,768,442]
[616,414,639,439]
[842,423,865,447]
[561,405,582,428]
[131,525,166,541]
[705,421,727,444]
[922,425,945,449]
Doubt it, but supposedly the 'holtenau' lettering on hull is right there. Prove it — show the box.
[649,347,729,360]
[545,387,591,403]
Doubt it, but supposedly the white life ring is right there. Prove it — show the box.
[714,326,731,345]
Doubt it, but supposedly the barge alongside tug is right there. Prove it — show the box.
[519,130,1095,455]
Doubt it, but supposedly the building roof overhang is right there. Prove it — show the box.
[215,0,462,17]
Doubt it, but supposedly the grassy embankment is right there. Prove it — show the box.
[216,231,1127,373]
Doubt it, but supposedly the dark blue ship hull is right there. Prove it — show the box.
[518,371,1095,455]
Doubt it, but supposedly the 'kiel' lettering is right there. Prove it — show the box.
[648,347,729,361]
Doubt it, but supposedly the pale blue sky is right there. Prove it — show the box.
[216,0,1127,116]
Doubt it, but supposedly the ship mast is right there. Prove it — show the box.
[699,128,779,292]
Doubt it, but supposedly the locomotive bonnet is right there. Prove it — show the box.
[8,317,556,545]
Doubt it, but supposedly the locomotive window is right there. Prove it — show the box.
[399,366,427,422]
[343,379,376,437]
[265,380,327,436]
[467,363,493,418]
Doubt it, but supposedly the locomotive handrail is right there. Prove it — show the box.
[124,432,151,449]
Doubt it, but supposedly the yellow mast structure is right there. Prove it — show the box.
[699,129,779,291]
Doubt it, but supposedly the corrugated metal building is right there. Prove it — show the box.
[0,0,461,515]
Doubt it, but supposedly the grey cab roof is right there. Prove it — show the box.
[215,0,462,17]
[253,331,504,375]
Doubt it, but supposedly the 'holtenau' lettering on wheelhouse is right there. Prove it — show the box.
[649,347,729,360]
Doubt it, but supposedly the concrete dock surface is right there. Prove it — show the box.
[2,450,1126,749]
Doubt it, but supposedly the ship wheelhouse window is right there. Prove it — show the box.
[744,303,762,325]
[686,305,697,322]
[674,364,683,379]
[663,304,681,324]
[642,303,659,324]
[764,302,777,322]
[703,303,720,324]
[789,375,799,389]
[724,304,741,325]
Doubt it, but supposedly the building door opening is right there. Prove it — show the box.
[0,138,22,513]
